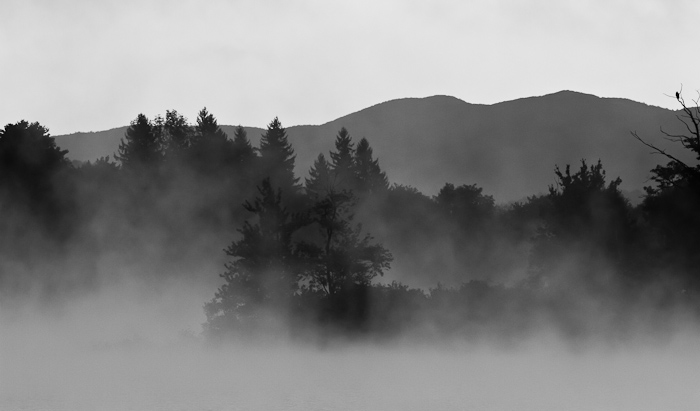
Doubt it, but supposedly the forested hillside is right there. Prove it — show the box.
[55,91,691,202]
[2,91,699,341]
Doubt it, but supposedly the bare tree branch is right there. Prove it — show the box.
[631,130,692,170]
[676,91,700,150]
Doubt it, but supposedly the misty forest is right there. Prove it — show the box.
[1,91,700,346]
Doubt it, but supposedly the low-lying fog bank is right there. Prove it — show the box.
[3,283,700,411]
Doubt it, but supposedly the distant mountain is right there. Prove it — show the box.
[54,91,691,203]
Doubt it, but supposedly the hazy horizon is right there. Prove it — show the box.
[3,0,699,135]
[48,90,680,136]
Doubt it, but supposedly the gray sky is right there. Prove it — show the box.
[2,0,698,135]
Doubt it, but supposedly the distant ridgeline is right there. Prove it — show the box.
[1,91,699,341]
[54,91,693,202]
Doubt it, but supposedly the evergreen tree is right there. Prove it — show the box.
[258,117,300,197]
[116,114,163,170]
[305,154,333,199]
[189,108,232,175]
[329,127,355,191]
[194,107,228,145]
[353,138,388,195]
[231,125,256,165]
[225,125,258,199]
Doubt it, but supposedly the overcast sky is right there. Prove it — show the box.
[2,0,699,135]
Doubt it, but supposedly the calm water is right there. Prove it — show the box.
[3,334,700,411]
[3,284,699,411]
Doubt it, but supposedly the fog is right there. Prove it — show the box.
[3,109,700,410]
[3,268,700,411]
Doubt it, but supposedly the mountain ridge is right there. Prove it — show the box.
[54,91,690,202]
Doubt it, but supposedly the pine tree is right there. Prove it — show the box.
[353,137,388,195]
[227,125,259,197]
[305,154,333,199]
[258,117,300,197]
[329,127,355,191]
[189,108,232,175]
[194,107,228,145]
[116,114,162,170]
[231,126,256,164]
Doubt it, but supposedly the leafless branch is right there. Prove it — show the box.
[631,130,691,170]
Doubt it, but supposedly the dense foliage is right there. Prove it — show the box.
[1,92,699,340]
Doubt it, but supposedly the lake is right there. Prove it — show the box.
[3,330,700,411]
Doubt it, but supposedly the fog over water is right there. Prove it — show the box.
[2,276,700,411]
[2,95,699,410]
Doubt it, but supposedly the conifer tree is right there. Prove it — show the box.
[258,117,300,197]
[189,108,232,175]
[194,107,228,145]
[329,127,355,191]
[227,125,259,193]
[116,114,162,170]
[231,126,256,164]
[305,154,333,199]
[353,137,388,195]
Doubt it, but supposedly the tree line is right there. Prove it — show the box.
[1,93,698,341]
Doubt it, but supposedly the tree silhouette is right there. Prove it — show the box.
[329,127,355,191]
[0,120,74,239]
[194,107,228,145]
[204,178,301,333]
[633,91,700,289]
[435,183,495,231]
[529,160,635,289]
[159,110,192,155]
[632,90,700,191]
[258,117,300,198]
[548,161,633,251]
[231,125,256,165]
[305,153,333,199]
[0,120,70,196]
[187,108,233,176]
[353,137,388,195]
[229,125,259,192]
[297,189,392,297]
[116,114,163,170]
